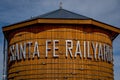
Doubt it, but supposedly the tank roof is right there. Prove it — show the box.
[2,8,120,41]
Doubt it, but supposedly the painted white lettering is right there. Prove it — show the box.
[8,40,113,64]
[83,41,86,58]
[33,41,40,58]
[98,43,103,60]
[10,45,15,61]
[20,43,26,59]
[92,42,98,60]
[87,41,92,59]
[53,40,59,58]
[27,42,32,58]
[15,44,20,60]
[107,45,112,62]
[46,40,51,58]
[66,40,73,58]
[75,41,82,58]
[104,44,109,62]
[103,44,106,61]
[110,47,113,63]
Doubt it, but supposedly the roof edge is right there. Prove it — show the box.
[2,19,92,32]
[91,19,120,34]
[3,18,120,34]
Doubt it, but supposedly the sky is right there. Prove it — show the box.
[0,0,120,80]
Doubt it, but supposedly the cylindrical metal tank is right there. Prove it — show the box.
[7,24,113,80]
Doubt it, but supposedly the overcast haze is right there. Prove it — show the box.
[0,0,120,80]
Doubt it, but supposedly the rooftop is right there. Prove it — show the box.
[33,8,90,19]
[2,8,120,41]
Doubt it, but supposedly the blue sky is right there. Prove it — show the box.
[0,0,120,80]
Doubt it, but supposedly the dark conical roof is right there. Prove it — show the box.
[34,8,90,19]
[3,8,120,41]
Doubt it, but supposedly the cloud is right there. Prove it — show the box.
[61,0,120,27]
[113,35,120,80]
[0,0,120,26]
[0,42,3,80]
[113,35,120,55]
[114,55,120,80]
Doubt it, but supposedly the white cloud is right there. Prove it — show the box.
[113,35,120,53]
[114,55,120,67]
[0,44,3,80]
[114,55,120,80]
[0,0,120,26]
